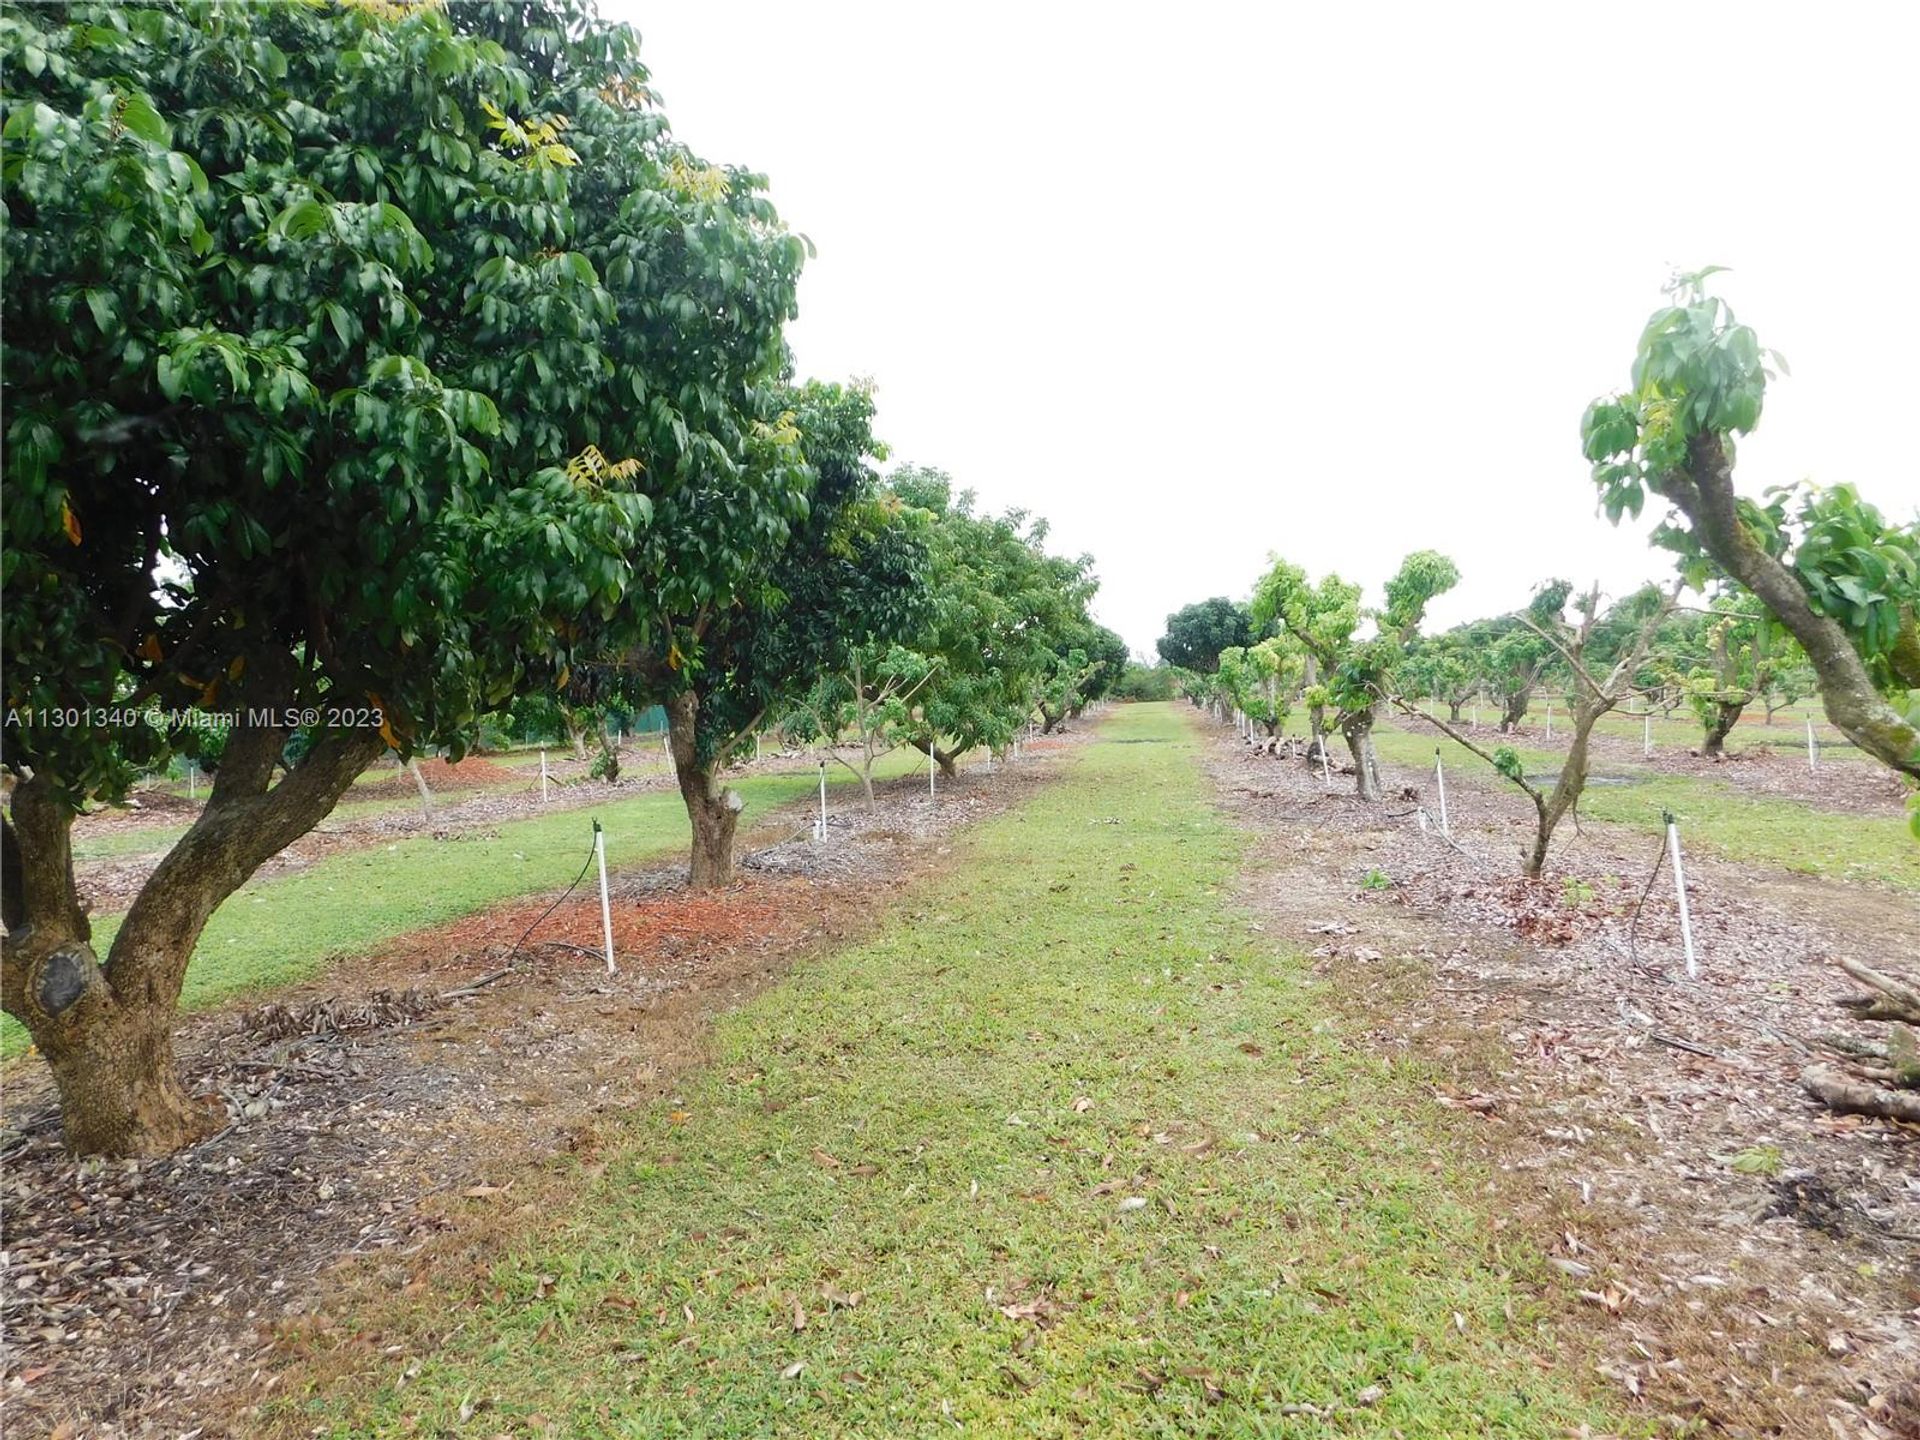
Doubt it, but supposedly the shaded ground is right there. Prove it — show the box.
[0,743,1081,1439]
[1206,716,1920,1438]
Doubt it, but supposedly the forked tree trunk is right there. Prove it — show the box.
[1500,687,1530,733]
[1448,698,1466,723]
[666,692,740,890]
[1700,699,1744,757]
[1341,716,1381,801]
[594,714,621,783]
[3,694,382,1156]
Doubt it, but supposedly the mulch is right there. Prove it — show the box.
[1205,719,1920,1437]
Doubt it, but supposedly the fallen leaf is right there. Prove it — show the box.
[810,1148,841,1170]
[791,1297,807,1331]
[780,1361,806,1380]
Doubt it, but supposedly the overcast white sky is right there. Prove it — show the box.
[607,1,1920,656]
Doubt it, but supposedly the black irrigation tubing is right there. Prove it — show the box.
[1625,828,1673,970]
[504,831,601,964]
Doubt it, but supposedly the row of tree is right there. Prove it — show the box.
[1157,269,1919,1117]
[0,1,1119,1155]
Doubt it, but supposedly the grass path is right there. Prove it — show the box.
[281,704,1622,1438]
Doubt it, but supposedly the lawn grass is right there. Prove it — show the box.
[4,755,944,1059]
[1368,727,1919,891]
[278,703,1624,1438]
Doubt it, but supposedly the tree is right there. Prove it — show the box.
[1156,598,1251,673]
[2,0,753,1154]
[1483,581,1575,732]
[883,468,1096,774]
[1252,552,1458,799]
[586,383,928,886]
[1581,270,1920,785]
[1583,270,1920,1119]
[1402,632,1481,723]
[1396,583,1679,878]
[1216,636,1306,740]
[789,644,935,806]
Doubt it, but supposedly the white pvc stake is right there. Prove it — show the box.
[1471,703,1478,728]
[815,759,827,841]
[593,819,616,976]
[1643,710,1653,758]
[929,741,936,800]
[754,734,761,763]
[187,761,197,800]
[540,749,550,803]
[1545,702,1554,740]
[1805,715,1819,772]
[1434,748,1449,838]
[1319,737,1331,787]
[1664,810,1698,979]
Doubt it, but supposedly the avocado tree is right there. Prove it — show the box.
[1155,598,1252,674]
[1252,552,1458,799]
[0,0,754,1154]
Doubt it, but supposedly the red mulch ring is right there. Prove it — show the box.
[355,755,525,801]
[365,878,815,981]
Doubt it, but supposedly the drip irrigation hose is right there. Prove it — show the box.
[1625,826,1672,969]
[505,832,601,964]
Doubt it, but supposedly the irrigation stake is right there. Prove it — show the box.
[592,818,616,976]
[1664,809,1698,979]
[815,759,827,842]
[1805,714,1819,772]
[1434,747,1450,838]
[540,749,550,803]
[929,741,936,800]
[1319,736,1331,787]
[186,761,197,801]
[1643,709,1653,758]
[1545,702,1554,741]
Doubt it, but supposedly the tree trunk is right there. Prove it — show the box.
[1522,702,1598,878]
[1040,710,1060,735]
[1500,688,1530,733]
[1448,698,1465,723]
[407,758,434,815]
[1700,699,1743,757]
[592,713,621,783]
[564,715,589,762]
[3,697,382,1155]
[1662,433,1920,781]
[1341,716,1379,801]
[666,692,740,889]
[910,735,958,778]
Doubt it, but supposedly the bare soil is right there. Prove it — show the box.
[0,739,1089,1439]
[1204,716,1920,1438]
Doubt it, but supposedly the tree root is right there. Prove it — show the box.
[1834,956,1920,1023]
[1801,1063,1920,1123]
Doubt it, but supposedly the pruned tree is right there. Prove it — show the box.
[1253,552,1458,799]
[1581,270,1920,785]
[1216,636,1306,742]
[1396,583,1679,877]
[791,644,935,806]
[1582,268,1920,1117]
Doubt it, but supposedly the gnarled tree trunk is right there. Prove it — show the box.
[1523,706,1596,878]
[1700,698,1744,757]
[666,692,740,890]
[910,735,959,778]
[3,699,382,1156]
[1500,687,1530,733]
[1662,433,1920,781]
[1340,715,1382,801]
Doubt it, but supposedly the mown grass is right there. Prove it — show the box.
[5,754,944,1058]
[1367,726,1919,891]
[279,703,1624,1438]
